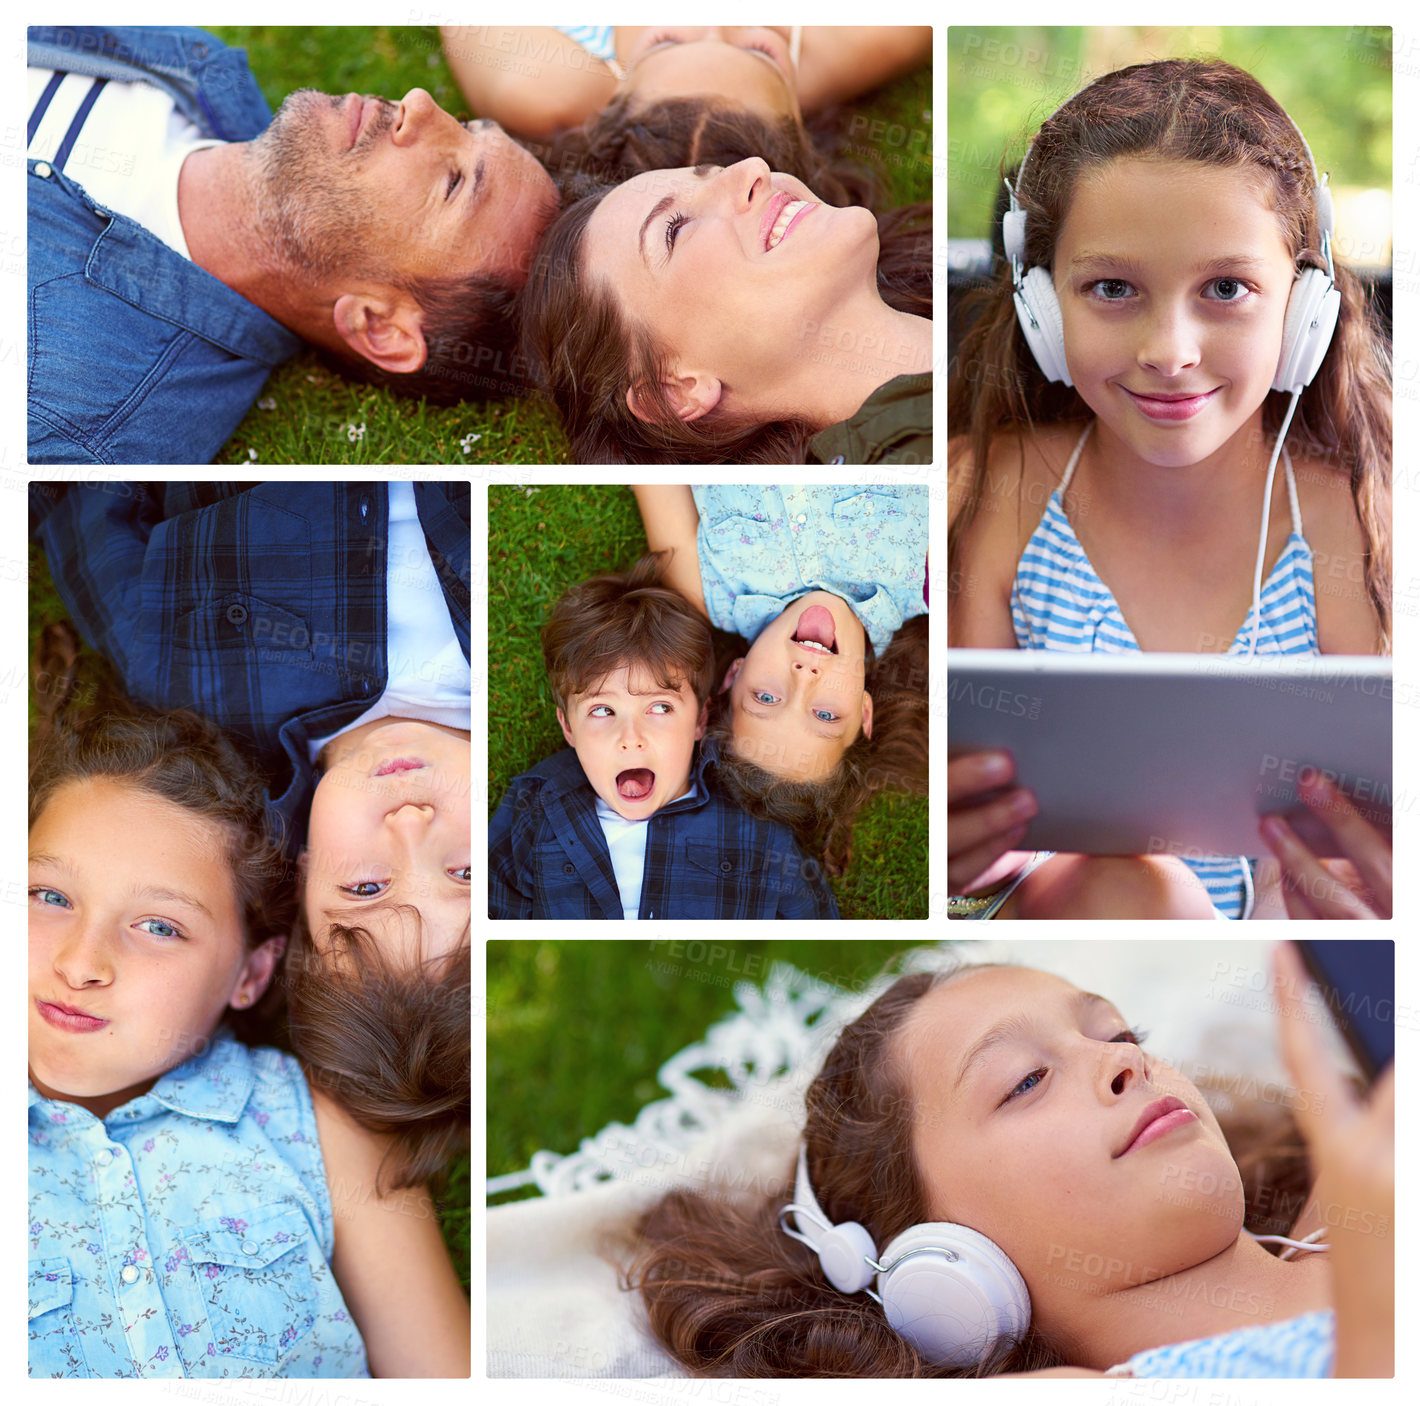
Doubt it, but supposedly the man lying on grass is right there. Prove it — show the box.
[27,25,557,464]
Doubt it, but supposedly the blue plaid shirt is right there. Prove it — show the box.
[31,481,470,853]
[489,741,839,920]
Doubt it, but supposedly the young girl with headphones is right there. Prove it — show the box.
[627,947,1393,1377]
[947,59,1391,920]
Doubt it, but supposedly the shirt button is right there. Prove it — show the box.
[109,1147,122,1160]
[796,514,807,524]
[121,1265,139,1284]
[226,602,249,626]
[562,862,575,876]
[241,1240,260,1256]
[34,161,53,179]
[719,860,734,874]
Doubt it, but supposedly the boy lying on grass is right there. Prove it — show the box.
[489,556,838,919]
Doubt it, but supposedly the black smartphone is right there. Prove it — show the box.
[1293,940,1394,1081]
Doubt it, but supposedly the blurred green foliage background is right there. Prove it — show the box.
[947,26,1393,243]
[486,939,940,1198]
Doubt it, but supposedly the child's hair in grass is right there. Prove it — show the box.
[542,552,715,712]
[287,914,470,1192]
[705,614,928,875]
[29,702,295,1044]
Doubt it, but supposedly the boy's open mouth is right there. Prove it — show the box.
[792,604,838,655]
[616,768,655,801]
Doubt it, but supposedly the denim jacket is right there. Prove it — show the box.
[27,27,303,464]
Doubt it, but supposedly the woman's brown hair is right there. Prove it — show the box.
[524,99,932,464]
[948,59,1392,645]
[286,918,470,1192]
[29,695,295,1046]
[705,613,927,875]
[627,964,1312,1377]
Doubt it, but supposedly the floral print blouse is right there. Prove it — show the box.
[691,485,929,653]
[29,1033,368,1378]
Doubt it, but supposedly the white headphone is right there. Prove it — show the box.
[1001,88,1340,394]
[779,1146,1030,1368]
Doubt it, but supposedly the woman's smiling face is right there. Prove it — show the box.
[582,158,879,420]
[897,967,1244,1330]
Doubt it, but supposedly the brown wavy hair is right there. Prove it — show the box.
[705,613,927,875]
[948,58,1391,646]
[542,552,715,711]
[523,99,931,463]
[627,963,1312,1377]
[29,697,295,1047]
[286,916,470,1192]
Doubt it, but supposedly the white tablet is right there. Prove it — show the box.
[947,650,1392,858]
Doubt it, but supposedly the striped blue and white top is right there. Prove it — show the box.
[1010,422,1319,919]
[1105,1309,1334,1378]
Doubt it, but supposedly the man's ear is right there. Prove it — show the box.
[861,691,873,741]
[626,372,722,425]
[720,657,744,694]
[332,290,428,374]
[557,706,575,747]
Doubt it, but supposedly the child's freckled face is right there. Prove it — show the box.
[304,719,471,967]
[28,780,254,1118]
[559,667,707,820]
[900,968,1243,1330]
[1054,158,1297,470]
[725,591,872,781]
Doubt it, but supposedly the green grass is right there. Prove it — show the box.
[487,486,928,919]
[487,939,941,1195]
[205,26,932,465]
[29,542,470,1288]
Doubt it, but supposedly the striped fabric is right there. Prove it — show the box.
[556,25,616,61]
[1010,423,1319,920]
[1106,1309,1334,1378]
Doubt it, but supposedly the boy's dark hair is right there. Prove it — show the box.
[286,914,471,1192]
[29,700,295,1045]
[705,615,928,876]
[541,553,715,712]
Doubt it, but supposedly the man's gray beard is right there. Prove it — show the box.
[250,89,392,286]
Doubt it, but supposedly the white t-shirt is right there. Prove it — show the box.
[309,482,471,760]
[27,66,221,258]
[594,784,700,921]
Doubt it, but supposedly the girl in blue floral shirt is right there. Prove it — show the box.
[28,704,469,1378]
[635,484,928,872]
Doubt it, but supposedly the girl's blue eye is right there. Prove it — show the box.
[1002,1027,1146,1104]
[1089,278,1134,301]
[752,691,779,706]
[29,886,71,909]
[136,918,182,940]
[449,865,472,883]
[812,708,839,722]
[341,880,388,899]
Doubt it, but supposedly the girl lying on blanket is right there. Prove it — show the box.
[626,952,1391,1377]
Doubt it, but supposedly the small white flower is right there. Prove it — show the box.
[344,422,366,443]
[460,432,483,453]
[248,448,258,460]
